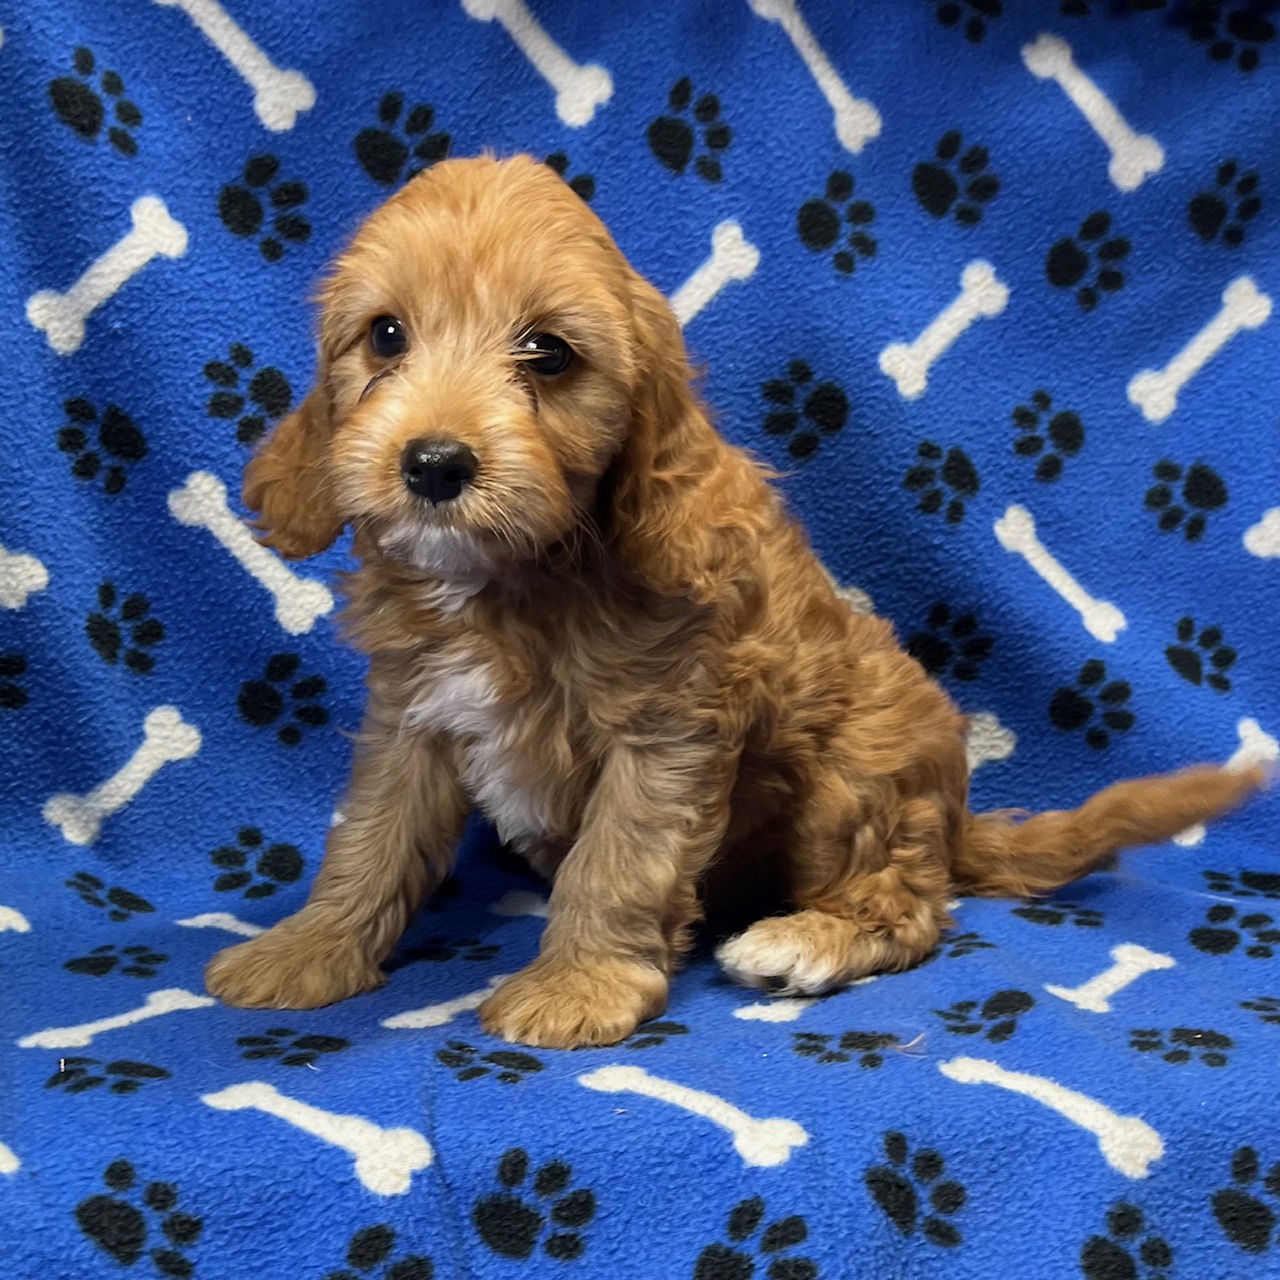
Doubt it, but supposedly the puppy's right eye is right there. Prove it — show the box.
[370,315,408,359]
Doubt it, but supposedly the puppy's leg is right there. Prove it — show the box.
[718,787,954,996]
[481,744,733,1048]
[206,721,466,1009]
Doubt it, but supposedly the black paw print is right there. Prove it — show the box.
[1181,2,1275,72]
[1213,1146,1280,1253]
[1191,904,1280,958]
[923,930,996,962]
[238,653,328,745]
[210,826,304,898]
[866,1132,966,1247]
[1242,996,1280,1026]
[399,934,500,964]
[903,442,979,523]
[913,131,999,224]
[323,1224,434,1280]
[65,943,168,979]
[694,1197,819,1280]
[793,1029,900,1068]
[237,1027,350,1067]
[473,1149,596,1261]
[1011,390,1084,482]
[625,1020,689,1050]
[928,0,1002,42]
[204,343,292,446]
[798,171,877,275]
[1205,870,1280,899]
[1012,901,1103,928]
[48,1057,170,1095]
[906,604,992,683]
[1082,1202,1174,1280]
[57,399,147,495]
[1191,159,1261,246]
[0,653,29,710]
[1061,0,1167,11]
[219,155,310,261]
[1049,659,1134,750]
[1166,617,1236,692]
[355,92,450,186]
[935,989,1033,1043]
[647,77,731,182]
[1046,211,1130,311]
[761,360,849,460]
[544,151,595,202]
[87,583,163,674]
[1145,460,1228,541]
[49,47,141,156]
[66,873,155,922]
[1130,1026,1232,1066]
[437,1040,544,1083]
[75,1160,202,1278]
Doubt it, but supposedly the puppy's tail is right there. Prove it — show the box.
[954,764,1268,898]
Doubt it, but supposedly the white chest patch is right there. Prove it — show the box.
[403,657,549,846]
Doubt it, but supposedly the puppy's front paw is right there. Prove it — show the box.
[205,919,384,1009]
[479,957,668,1049]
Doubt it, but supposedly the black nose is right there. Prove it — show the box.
[400,438,477,504]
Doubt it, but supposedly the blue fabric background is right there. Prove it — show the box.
[2,1,1279,1276]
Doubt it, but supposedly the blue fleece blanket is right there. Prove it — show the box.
[3,1,1280,1276]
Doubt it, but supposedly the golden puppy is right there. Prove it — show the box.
[205,155,1263,1048]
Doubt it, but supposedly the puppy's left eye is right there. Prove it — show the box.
[518,333,574,376]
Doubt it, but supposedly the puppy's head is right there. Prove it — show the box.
[247,155,749,598]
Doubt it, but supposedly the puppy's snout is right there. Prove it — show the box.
[400,438,477,505]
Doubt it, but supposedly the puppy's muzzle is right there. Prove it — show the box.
[400,438,477,505]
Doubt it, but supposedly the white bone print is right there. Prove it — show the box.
[878,261,1008,400]
[1175,718,1278,847]
[151,0,315,131]
[201,1082,433,1195]
[1245,509,1280,559]
[670,221,761,327]
[176,911,265,938]
[746,0,881,153]
[0,906,31,933]
[0,1142,18,1176]
[1128,277,1272,424]
[733,997,820,1023]
[820,563,874,615]
[0,546,48,609]
[939,1057,1163,1178]
[579,1065,808,1166]
[731,977,874,1024]
[44,706,201,846]
[1044,943,1175,1014]
[18,989,215,1050]
[994,505,1126,644]
[1022,34,1164,192]
[966,712,1016,773]
[460,0,611,126]
[26,196,187,355]
[168,471,334,635]
[489,890,550,918]
[382,976,512,1029]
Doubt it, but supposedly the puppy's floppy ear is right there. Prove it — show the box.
[242,385,343,559]
[610,273,766,604]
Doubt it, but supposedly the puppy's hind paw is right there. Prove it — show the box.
[717,916,848,997]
